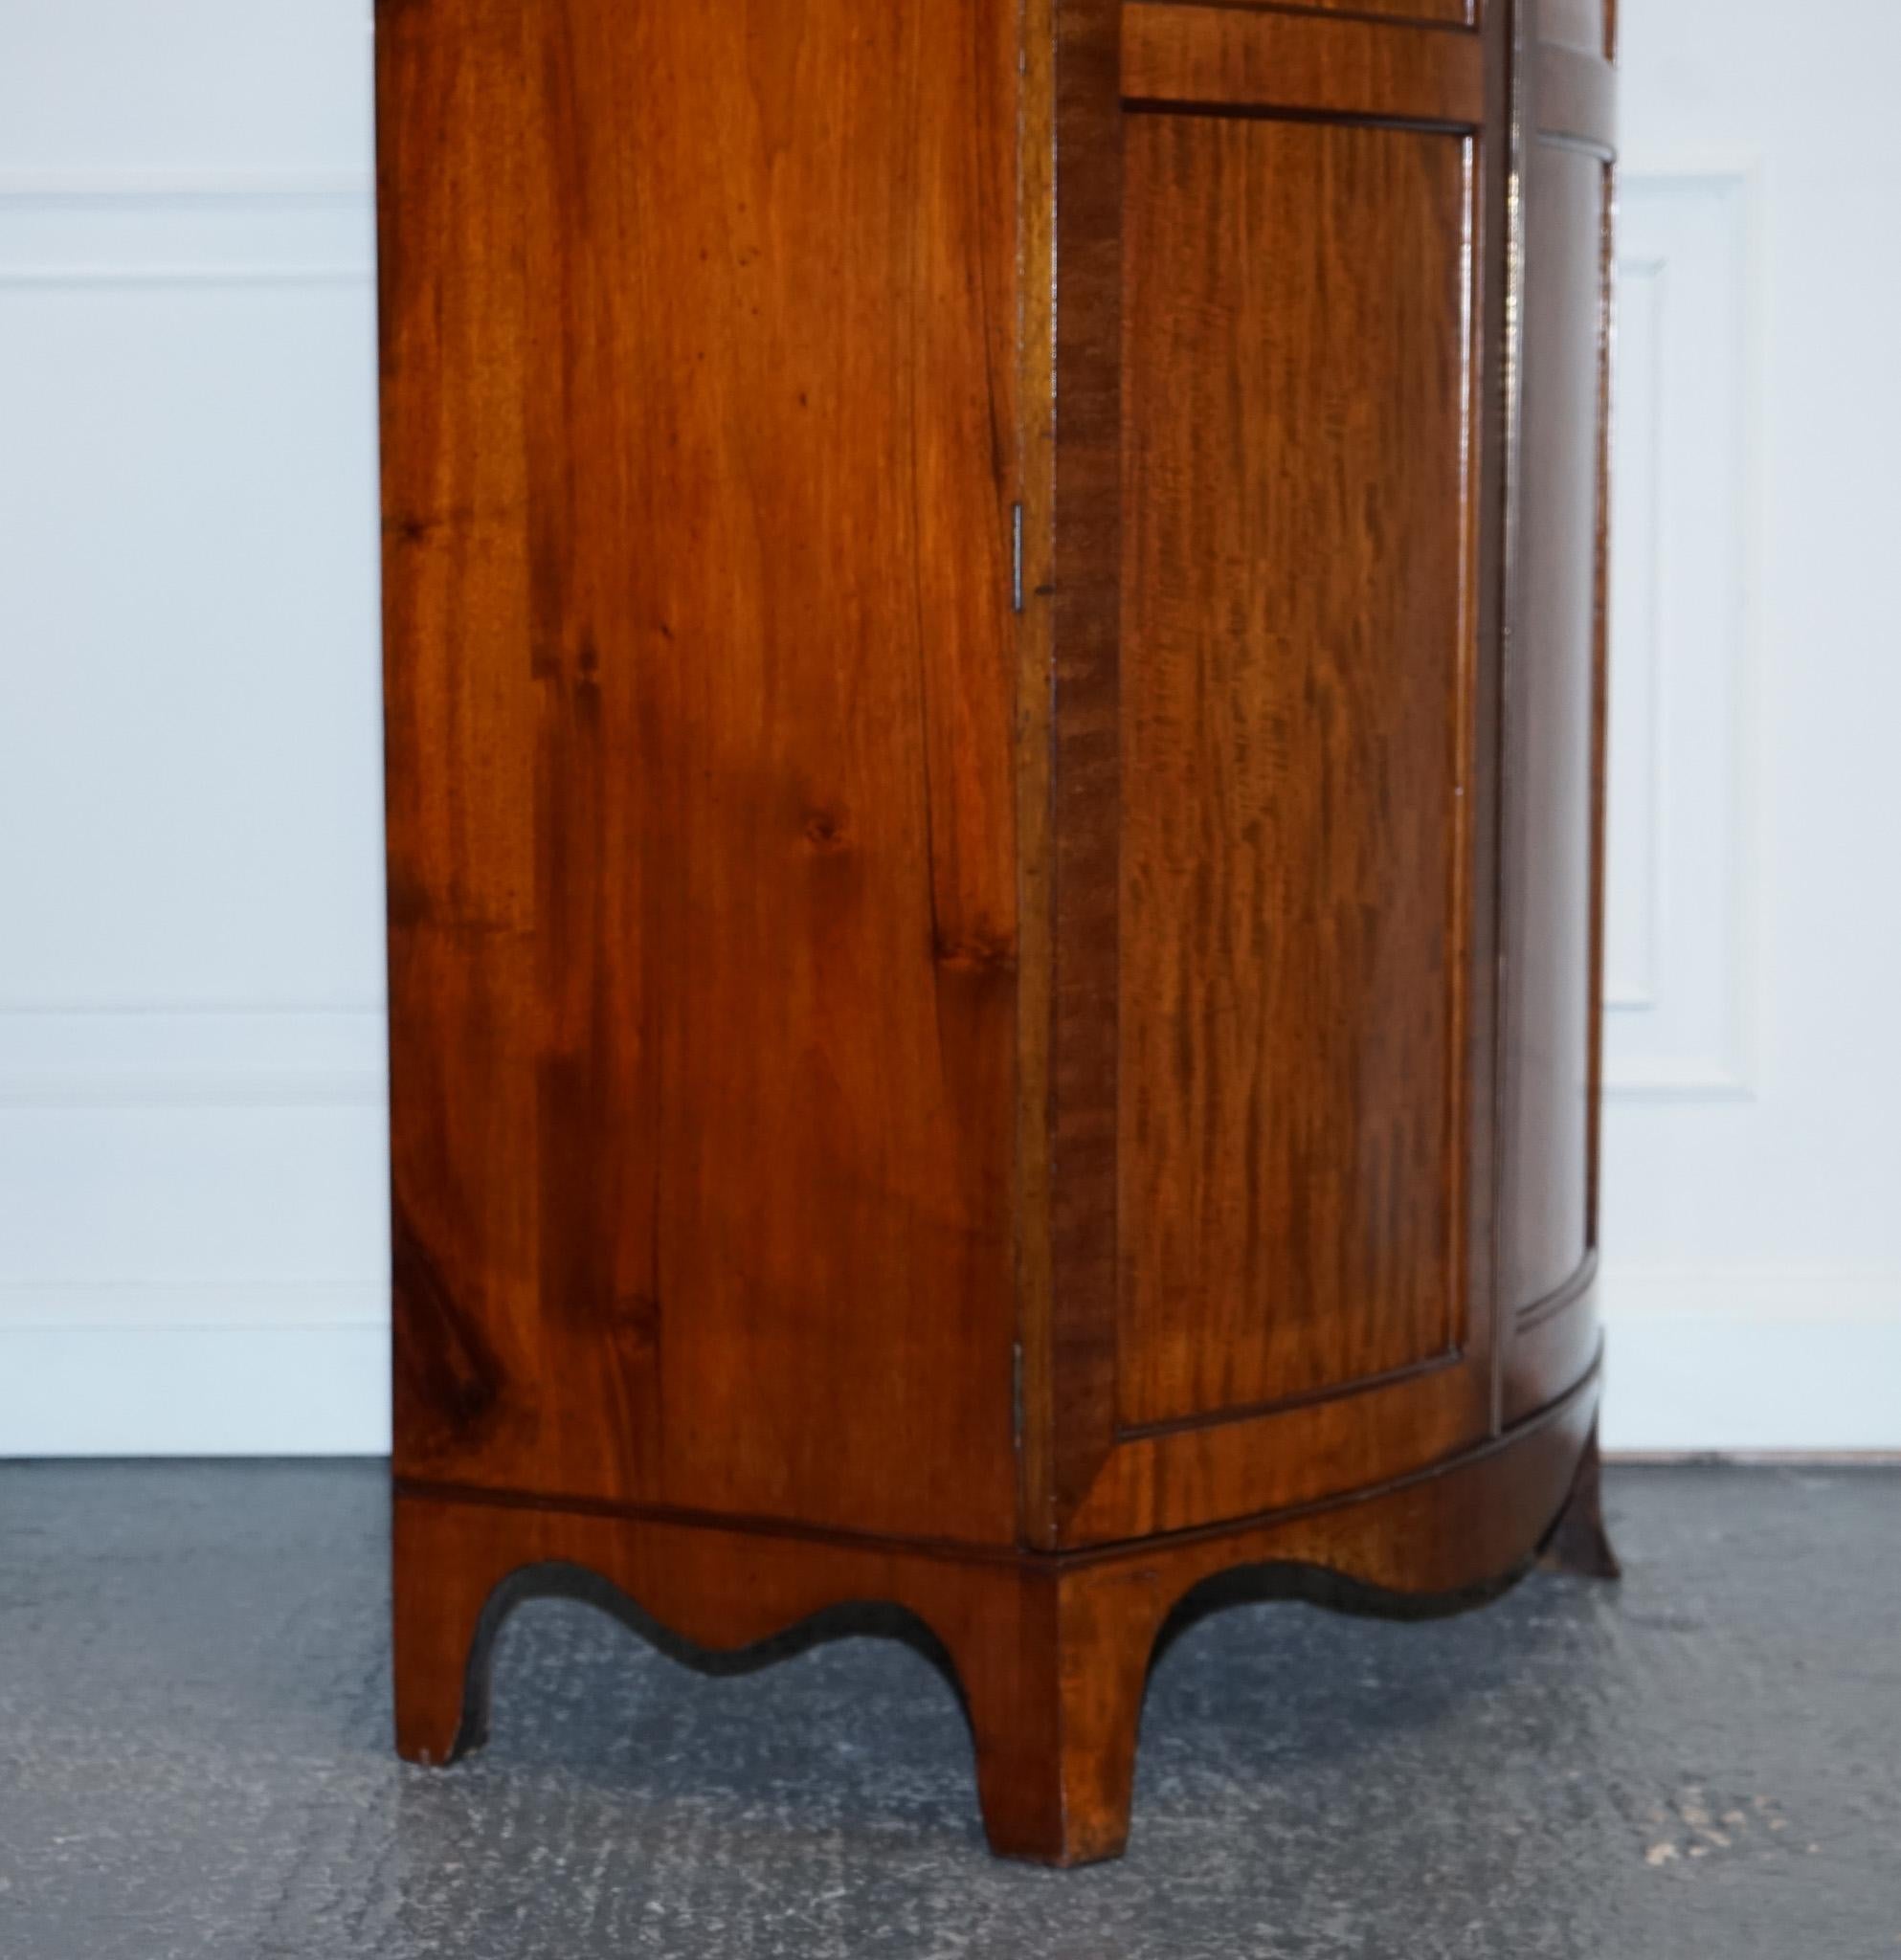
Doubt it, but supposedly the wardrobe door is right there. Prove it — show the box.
[1499,0,1617,1418]
[1038,3,1511,1547]
[379,0,1026,1545]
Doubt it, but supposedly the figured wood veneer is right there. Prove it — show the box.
[1117,109,1475,1429]
[380,0,1023,1548]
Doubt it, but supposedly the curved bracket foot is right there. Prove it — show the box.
[390,1486,1159,1864]
[1536,1423,1621,1580]
[950,1566,1161,1865]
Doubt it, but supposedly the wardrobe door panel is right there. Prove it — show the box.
[1038,0,1511,1546]
[1117,112,1475,1431]
[382,0,1025,1545]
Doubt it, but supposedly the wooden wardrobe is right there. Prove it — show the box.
[377,0,1621,1863]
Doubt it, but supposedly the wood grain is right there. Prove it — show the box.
[1116,113,1475,1429]
[1041,0,1129,1534]
[1015,0,1061,1547]
[381,0,1024,1546]
[1121,5,1487,123]
[379,0,544,1494]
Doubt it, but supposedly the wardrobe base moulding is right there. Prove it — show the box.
[394,1377,1607,1867]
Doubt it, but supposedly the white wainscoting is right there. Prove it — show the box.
[1596,0,1901,1456]
[1602,1266,1901,1455]
[0,172,391,1454]
[1600,173,1756,1102]
[1597,166,1901,1454]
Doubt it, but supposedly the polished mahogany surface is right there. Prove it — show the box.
[379,0,1024,1548]
[1036,0,1520,1549]
[379,0,1617,1864]
[1118,109,1474,1430]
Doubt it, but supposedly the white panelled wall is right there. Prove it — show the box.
[1601,1,1901,1449]
[1,3,1896,1455]
[0,4,387,1451]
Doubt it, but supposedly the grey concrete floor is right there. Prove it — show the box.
[0,1462,1895,1959]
